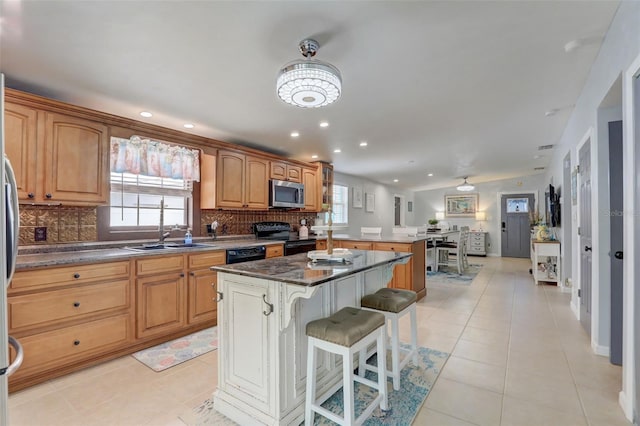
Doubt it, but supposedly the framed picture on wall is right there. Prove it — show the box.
[445,194,478,217]
[365,193,375,213]
[352,186,363,208]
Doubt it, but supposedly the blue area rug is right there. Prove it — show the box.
[427,263,482,284]
[180,345,449,426]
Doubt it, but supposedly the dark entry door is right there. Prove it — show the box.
[608,120,623,365]
[501,193,534,258]
[579,140,592,336]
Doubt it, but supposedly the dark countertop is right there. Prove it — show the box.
[316,234,429,243]
[15,237,285,270]
[211,249,412,287]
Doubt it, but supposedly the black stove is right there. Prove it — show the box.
[253,221,317,256]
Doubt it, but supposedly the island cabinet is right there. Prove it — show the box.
[212,251,409,425]
[4,100,109,205]
[270,160,302,183]
[7,261,133,390]
[215,150,269,209]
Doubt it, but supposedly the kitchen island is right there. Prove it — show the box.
[211,250,412,425]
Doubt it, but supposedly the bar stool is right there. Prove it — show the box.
[305,307,388,426]
[360,288,418,391]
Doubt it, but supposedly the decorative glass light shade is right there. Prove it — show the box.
[456,177,475,192]
[277,39,342,108]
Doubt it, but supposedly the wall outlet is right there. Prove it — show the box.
[34,227,47,242]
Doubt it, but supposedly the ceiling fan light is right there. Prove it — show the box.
[277,39,342,108]
[456,177,475,191]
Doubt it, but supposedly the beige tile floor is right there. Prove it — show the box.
[8,257,631,425]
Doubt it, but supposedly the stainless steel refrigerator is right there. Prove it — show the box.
[1,73,23,425]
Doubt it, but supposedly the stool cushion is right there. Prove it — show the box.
[306,307,385,347]
[361,288,417,313]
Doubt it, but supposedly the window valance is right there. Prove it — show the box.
[110,136,200,182]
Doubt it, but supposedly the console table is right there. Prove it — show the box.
[530,240,561,286]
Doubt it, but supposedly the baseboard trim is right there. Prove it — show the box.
[591,341,609,357]
[570,299,580,320]
[618,390,634,422]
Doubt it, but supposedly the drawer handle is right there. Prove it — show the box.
[73,340,80,346]
[73,302,80,308]
[73,273,80,279]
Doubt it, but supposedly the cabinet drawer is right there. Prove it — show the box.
[468,246,484,253]
[188,251,226,269]
[265,244,284,258]
[316,240,327,250]
[10,261,130,293]
[374,242,412,252]
[339,241,373,250]
[136,255,184,275]
[9,279,130,332]
[469,241,484,248]
[534,243,559,256]
[10,314,131,379]
[470,236,485,242]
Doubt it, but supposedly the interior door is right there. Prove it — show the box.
[633,71,640,424]
[501,193,534,258]
[579,140,592,336]
[608,120,623,365]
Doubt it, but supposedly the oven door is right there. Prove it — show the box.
[284,240,316,256]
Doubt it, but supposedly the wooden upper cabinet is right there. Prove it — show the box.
[270,161,302,183]
[216,150,269,209]
[43,112,109,204]
[216,150,245,208]
[302,167,318,211]
[245,155,269,209]
[4,102,38,200]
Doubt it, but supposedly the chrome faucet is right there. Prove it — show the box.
[158,197,171,244]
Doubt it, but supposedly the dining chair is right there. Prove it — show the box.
[435,228,469,274]
[361,227,382,236]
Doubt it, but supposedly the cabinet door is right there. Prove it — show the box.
[136,272,186,339]
[286,165,302,182]
[270,161,287,181]
[316,240,327,250]
[43,112,109,204]
[219,276,273,412]
[302,168,318,211]
[188,269,217,325]
[244,155,269,209]
[4,102,38,200]
[216,150,245,208]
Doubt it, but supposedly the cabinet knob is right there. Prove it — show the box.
[73,273,80,279]
[73,302,80,308]
[45,193,52,199]
[73,340,80,346]
[180,273,185,277]
[211,283,216,288]
[28,192,35,199]
[189,272,195,276]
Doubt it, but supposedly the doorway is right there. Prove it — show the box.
[579,138,592,336]
[394,195,405,227]
[500,193,534,258]
[562,153,573,288]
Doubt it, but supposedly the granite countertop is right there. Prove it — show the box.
[316,233,429,243]
[15,237,285,270]
[211,249,412,287]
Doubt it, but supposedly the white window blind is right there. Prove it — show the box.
[329,184,349,225]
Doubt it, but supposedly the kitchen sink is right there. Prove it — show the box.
[123,243,215,252]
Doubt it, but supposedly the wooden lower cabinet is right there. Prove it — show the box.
[187,251,225,325]
[265,244,284,258]
[136,271,187,339]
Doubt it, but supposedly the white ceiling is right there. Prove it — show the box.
[0,0,620,190]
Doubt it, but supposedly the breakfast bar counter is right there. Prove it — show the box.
[210,250,411,425]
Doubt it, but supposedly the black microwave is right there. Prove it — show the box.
[269,179,305,208]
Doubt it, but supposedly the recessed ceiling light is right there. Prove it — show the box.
[290,131,299,138]
[333,148,341,153]
[428,173,434,177]
[311,154,318,159]
[140,111,152,118]
[393,179,399,183]
[183,123,195,129]
[319,121,329,128]
[359,141,368,147]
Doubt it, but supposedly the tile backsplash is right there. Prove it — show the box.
[19,206,317,245]
[19,206,97,245]
[200,210,317,236]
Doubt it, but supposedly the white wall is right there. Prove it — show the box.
[327,171,415,234]
[543,1,640,420]
[413,174,546,256]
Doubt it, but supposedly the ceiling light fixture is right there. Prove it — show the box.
[456,177,475,192]
[290,131,299,138]
[140,111,152,118]
[311,154,318,159]
[393,179,399,183]
[319,121,329,128]
[427,173,434,177]
[333,148,341,153]
[359,141,368,147]
[277,39,342,108]
[183,123,194,129]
